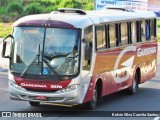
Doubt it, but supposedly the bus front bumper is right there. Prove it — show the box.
[9,81,82,105]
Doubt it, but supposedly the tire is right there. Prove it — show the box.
[127,72,139,95]
[29,101,40,106]
[85,85,98,109]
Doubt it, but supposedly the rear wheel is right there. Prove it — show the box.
[85,85,98,109]
[29,101,40,106]
[127,72,139,95]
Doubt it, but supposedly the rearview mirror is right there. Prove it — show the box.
[1,34,13,59]
[2,41,10,59]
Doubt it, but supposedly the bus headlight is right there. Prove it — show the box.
[8,72,15,82]
[59,84,80,93]
[9,80,26,91]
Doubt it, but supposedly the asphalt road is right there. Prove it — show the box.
[0,46,160,120]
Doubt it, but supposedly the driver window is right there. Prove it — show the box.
[83,26,93,71]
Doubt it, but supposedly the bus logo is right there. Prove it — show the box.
[21,83,47,88]
[113,46,136,83]
[137,47,156,57]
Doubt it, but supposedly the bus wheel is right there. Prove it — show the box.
[127,73,138,95]
[29,101,40,106]
[85,85,98,109]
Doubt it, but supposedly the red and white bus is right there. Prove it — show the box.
[2,7,158,109]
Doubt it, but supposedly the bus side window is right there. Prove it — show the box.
[109,24,117,48]
[83,25,93,71]
[150,19,156,41]
[131,22,137,44]
[146,20,150,41]
[120,22,128,45]
[95,25,106,51]
[141,20,146,42]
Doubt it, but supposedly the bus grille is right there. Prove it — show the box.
[25,88,58,93]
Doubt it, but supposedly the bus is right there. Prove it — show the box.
[2,7,158,109]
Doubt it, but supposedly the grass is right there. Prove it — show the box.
[0,23,12,38]
[158,20,160,27]
[158,30,160,43]
[158,20,160,42]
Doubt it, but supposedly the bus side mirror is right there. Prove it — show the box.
[1,34,13,59]
[2,41,10,58]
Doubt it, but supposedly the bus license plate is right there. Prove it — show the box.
[35,96,47,100]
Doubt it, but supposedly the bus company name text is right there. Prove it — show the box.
[137,47,156,57]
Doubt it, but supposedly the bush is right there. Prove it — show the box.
[37,0,53,7]
[158,20,160,28]
[6,2,23,14]
[24,3,43,15]
[44,6,58,13]
[0,6,6,15]
[52,0,61,6]
[58,0,81,9]
[82,4,94,10]
[0,0,9,6]
[0,14,13,23]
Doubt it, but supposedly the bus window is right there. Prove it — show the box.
[141,21,146,42]
[131,22,137,44]
[146,20,150,41]
[96,25,106,50]
[120,23,128,45]
[150,19,156,40]
[83,26,93,71]
[109,24,117,48]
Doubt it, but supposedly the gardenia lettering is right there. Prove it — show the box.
[137,47,156,57]
[21,83,47,88]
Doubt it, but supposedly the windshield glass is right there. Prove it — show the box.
[10,27,80,77]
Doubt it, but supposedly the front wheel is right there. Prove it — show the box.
[85,85,98,109]
[127,73,139,95]
[29,101,40,106]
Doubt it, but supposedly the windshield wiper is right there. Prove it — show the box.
[20,44,41,77]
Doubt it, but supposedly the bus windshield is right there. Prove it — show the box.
[11,27,80,77]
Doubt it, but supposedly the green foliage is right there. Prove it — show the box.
[6,2,23,14]
[0,6,6,15]
[36,0,53,7]
[58,0,81,9]
[158,29,160,43]
[158,20,160,28]
[24,3,43,15]
[0,0,94,22]
[5,2,23,22]
[0,0,8,6]
[52,0,61,6]
[82,3,94,10]
[0,15,12,23]
[44,6,58,12]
